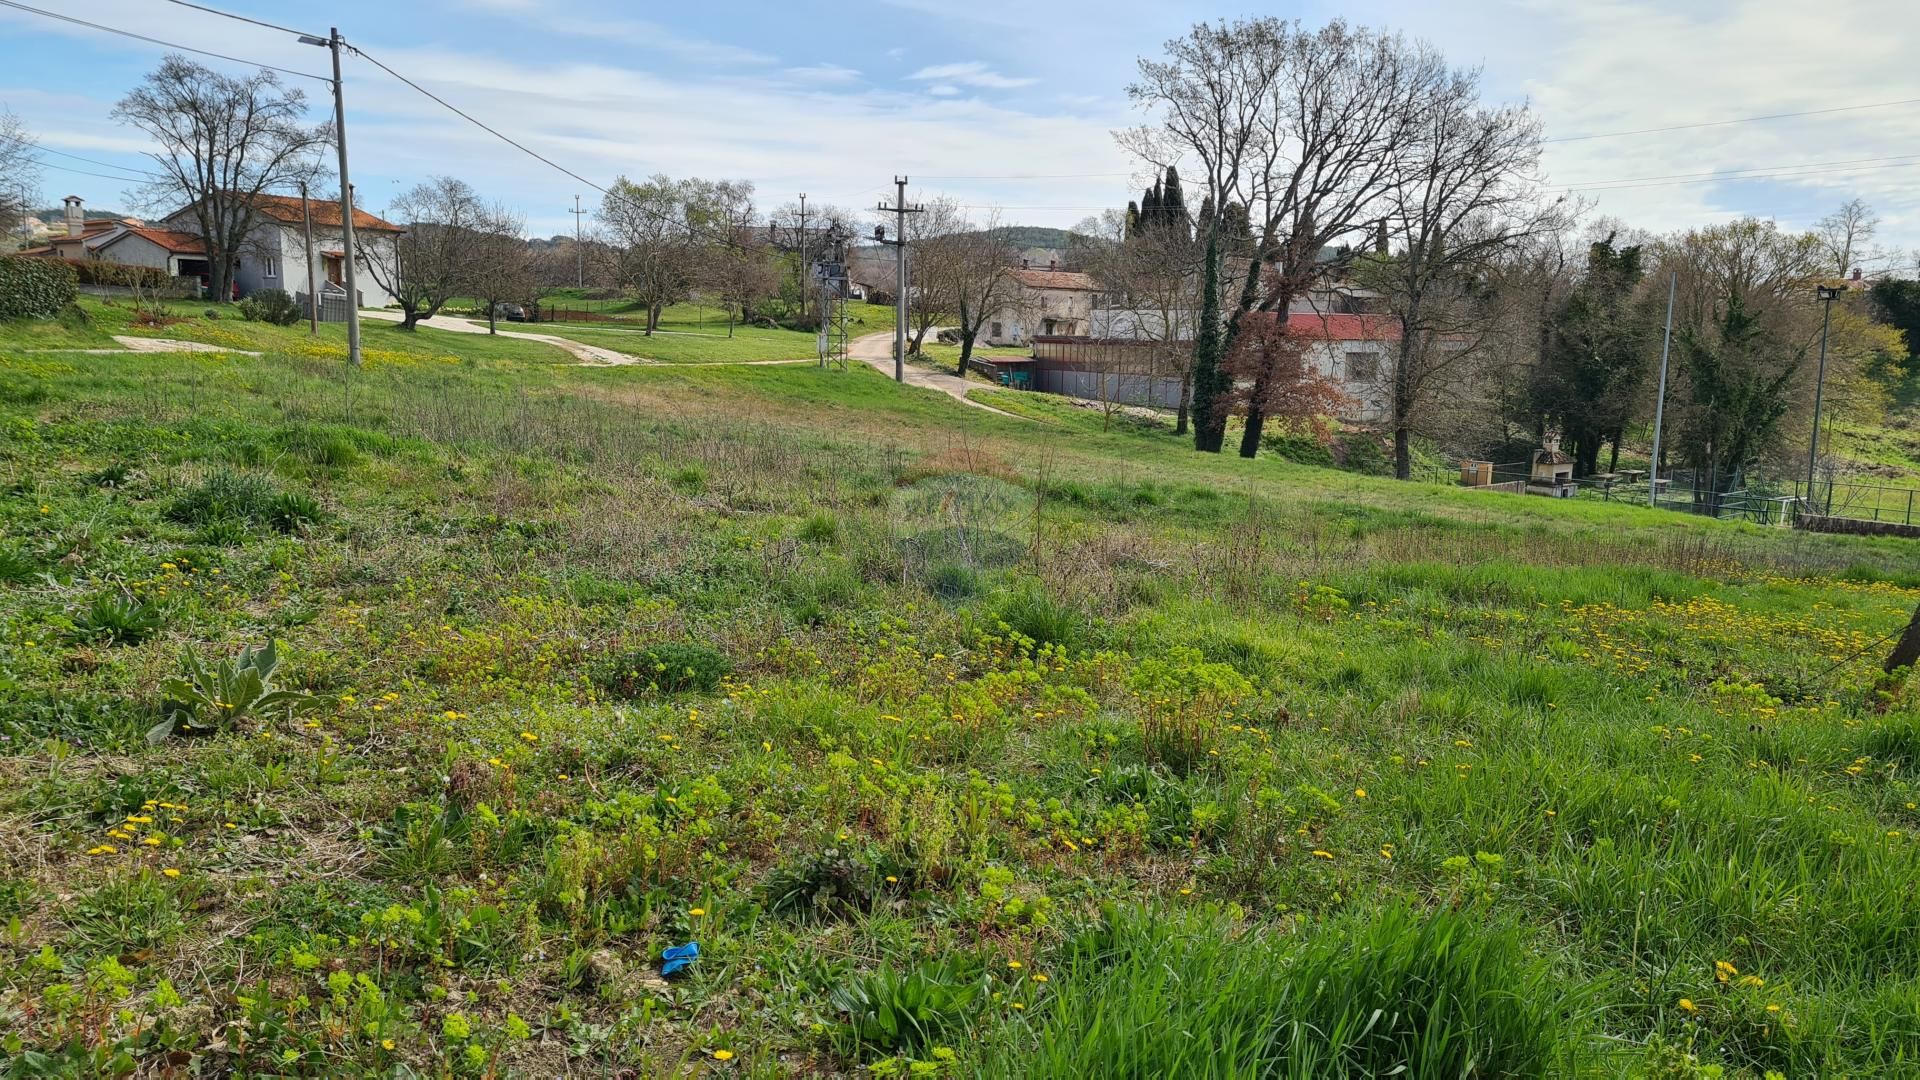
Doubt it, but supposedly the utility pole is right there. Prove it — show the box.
[1648,271,1676,508]
[875,177,923,383]
[1806,283,1844,513]
[300,28,362,366]
[797,193,809,324]
[568,195,585,288]
[300,180,318,337]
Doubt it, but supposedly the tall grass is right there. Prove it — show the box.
[979,904,1596,1078]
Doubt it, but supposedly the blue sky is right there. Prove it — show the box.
[5,0,1918,266]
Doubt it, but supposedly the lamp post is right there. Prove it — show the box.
[1805,282,1844,514]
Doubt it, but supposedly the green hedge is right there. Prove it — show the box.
[0,256,79,320]
[72,261,174,288]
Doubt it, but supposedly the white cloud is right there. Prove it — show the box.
[908,61,1036,90]
[927,84,961,97]
[784,64,863,85]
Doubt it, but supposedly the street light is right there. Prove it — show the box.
[1805,282,1845,515]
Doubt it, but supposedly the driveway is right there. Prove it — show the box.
[848,332,1025,418]
[360,310,649,365]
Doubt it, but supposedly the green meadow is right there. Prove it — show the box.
[1,298,1918,1076]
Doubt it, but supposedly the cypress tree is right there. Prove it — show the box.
[1143,181,1162,231]
[1191,225,1225,452]
[1162,166,1186,237]
[1195,195,1215,241]
[1125,200,1140,240]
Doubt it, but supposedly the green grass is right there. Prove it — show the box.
[2,298,1920,1075]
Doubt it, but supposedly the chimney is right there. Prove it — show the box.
[64,195,84,238]
[1851,267,1862,282]
[1375,218,1388,255]
[1048,257,1056,271]
[1020,258,1029,269]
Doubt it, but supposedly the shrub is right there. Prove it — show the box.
[797,510,840,543]
[150,640,318,743]
[73,592,163,646]
[71,261,171,289]
[595,642,731,698]
[268,492,325,532]
[0,256,79,320]
[238,287,301,326]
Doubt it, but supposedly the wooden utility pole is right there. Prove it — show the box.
[301,181,318,336]
[875,177,922,382]
[1875,603,1920,710]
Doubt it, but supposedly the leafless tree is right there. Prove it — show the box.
[898,196,970,356]
[1072,208,1205,430]
[0,108,40,244]
[944,213,1023,375]
[471,208,537,335]
[112,55,330,302]
[362,176,499,330]
[768,199,854,323]
[1127,18,1451,457]
[1817,197,1879,276]
[698,183,778,335]
[1360,71,1564,478]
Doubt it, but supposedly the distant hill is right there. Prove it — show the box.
[987,225,1074,248]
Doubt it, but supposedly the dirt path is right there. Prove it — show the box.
[24,336,264,356]
[848,332,1026,419]
[360,310,652,365]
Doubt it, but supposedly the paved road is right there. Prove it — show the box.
[360,310,651,365]
[848,332,1025,418]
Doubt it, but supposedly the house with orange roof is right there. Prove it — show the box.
[158,192,405,310]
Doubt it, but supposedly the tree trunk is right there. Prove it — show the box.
[1394,424,1412,480]
[1175,366,1192,436]
[1874,603,1920,711]
[1237,383,1268,458]
[958,330,976,372]
[1607,433,1622,474]
[1191,230,1226,453]
[399,308,421,331]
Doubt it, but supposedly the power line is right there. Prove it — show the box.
[0,0,329,81]
[1545,96,1920,144]
[916,171,1136,180]
[27,158,154,184]
[157,0,314,38]
[14,138,166,180]
[346,41,706,239]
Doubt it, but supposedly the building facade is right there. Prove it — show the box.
[158,194,404,309]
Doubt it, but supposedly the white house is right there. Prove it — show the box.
[159,193,405,309]
[984,265,1101,345]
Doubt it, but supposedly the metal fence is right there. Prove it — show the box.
[1790,479,1920,527]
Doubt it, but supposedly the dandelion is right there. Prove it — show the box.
[161,868,181,878]
[1178,887,1193,896]
[1765,1004,1781,1013]
[711,1049,734,1061]
[1353,788,1367,799]
[1678,998,1697,1013]
[690,907,707,917]
[1738,975,1764,989]
[520,731,537,742]
[1715,960,1738,982]
[1011,1002,1025,1010]
[1311,849,1334,860]
[1031,973,1048,983]
[1007,960,1022,970]
[886,876,899,884]
[382,1039,396,1051]
[86,844,117,855]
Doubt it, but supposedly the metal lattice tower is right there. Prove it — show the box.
[814,224,852,371]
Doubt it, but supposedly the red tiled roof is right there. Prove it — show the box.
[168,193,404,234]
[247,193,403,233]
[103,225,207,255]
[1246,311,1401,342]
[1007,267,1098,291]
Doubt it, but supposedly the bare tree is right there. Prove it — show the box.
[362,176,494,331]
[899,196,970,356]
[945,213,1022,375]
[1360,72,1562,478]
[0,108,40,244]
[112,55,330,302]
[471,208,536,335]
[1817,197,1878,276]
[1127,19,1450,457]
[1072,207,1205,430]
[697,181,776,336]
[768,199,854,324]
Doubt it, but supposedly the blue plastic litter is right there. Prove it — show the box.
[661,941,700,976]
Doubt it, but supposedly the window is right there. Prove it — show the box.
[991,321,1004,339]
[1344,351,1379,382]
[262,255,278,279]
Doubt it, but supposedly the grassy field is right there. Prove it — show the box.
[3,298,1920,1075]
[485,297,901,365]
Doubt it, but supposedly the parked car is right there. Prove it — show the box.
[488,302,527,322]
